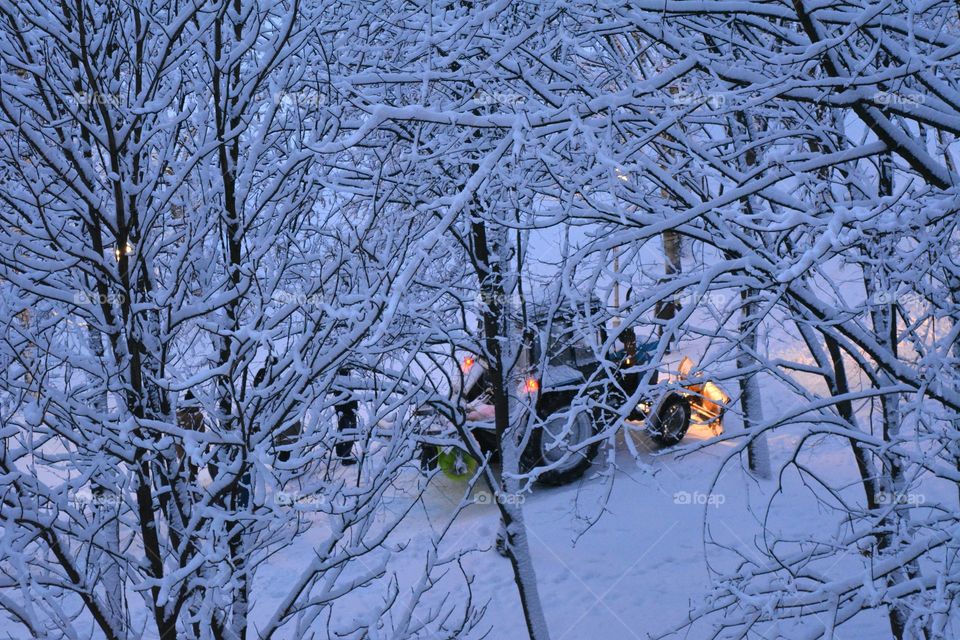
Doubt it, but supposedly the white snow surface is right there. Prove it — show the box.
[248,420,912,639]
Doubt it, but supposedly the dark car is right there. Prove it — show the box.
[420,301,728,486]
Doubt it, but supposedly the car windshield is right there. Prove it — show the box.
[530,315,598,369]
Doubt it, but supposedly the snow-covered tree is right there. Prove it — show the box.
[0,1,484,637]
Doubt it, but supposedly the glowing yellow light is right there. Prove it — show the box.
[114,242,134,261]
[462,355,475,372]
[524,377,539,393]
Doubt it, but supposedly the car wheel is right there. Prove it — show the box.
[522,407,599,486]
[648,394,691,446]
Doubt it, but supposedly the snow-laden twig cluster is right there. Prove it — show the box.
[0,0,958,638]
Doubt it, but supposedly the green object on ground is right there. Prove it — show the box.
[437,448,478,481]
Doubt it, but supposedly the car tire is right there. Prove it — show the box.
[522,403,599,486]
[648,394,692,446]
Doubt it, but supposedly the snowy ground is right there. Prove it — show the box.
[252,417,908,639]
[22,393,944,639]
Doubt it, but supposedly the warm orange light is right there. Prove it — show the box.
[113,242,134,261]
[524,377,539,393]
[462,356,475,372]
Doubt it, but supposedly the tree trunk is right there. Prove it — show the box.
[471,218,551,640]
[657,230,682,351]
[737,291,771,478]
[212,2,250,634]
[86,326,125,638]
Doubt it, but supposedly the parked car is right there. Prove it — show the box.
[420,302,728,486]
